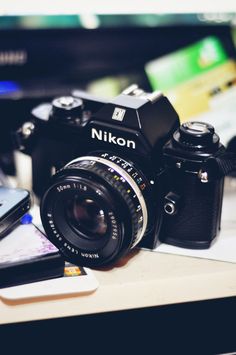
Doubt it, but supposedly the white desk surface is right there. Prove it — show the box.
[1,248,236,325]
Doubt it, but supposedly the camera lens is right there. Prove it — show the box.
[66,196,107,238]
[40,153,151,267]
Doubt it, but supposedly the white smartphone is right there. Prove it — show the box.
[0,264,99,300]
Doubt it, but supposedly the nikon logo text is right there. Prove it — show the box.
[91,128,136,149]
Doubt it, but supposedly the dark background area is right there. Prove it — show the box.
[0,25,235,83]
[1,297,236,354]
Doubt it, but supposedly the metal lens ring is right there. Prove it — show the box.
[65,153,149,249]
[40,153,150,267]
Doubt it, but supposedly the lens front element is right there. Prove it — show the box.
[66,196,108,238]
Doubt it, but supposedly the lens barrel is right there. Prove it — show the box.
[40,153,150,267]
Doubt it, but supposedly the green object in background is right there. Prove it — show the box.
[145,36,228,91]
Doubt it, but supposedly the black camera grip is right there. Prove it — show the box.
[201,152,236,181]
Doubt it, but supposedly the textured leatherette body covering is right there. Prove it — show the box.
[161,169,224,247]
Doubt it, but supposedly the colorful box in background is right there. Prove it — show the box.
[145,36,236,146]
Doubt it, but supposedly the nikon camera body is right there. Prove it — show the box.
[15,85,225,267]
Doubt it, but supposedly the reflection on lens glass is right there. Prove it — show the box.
[66,195,107,238]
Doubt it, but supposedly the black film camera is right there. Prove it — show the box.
[16,85,227,267]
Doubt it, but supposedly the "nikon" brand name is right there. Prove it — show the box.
[91,128,136,149]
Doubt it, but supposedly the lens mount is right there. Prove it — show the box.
[40,153,150,267]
